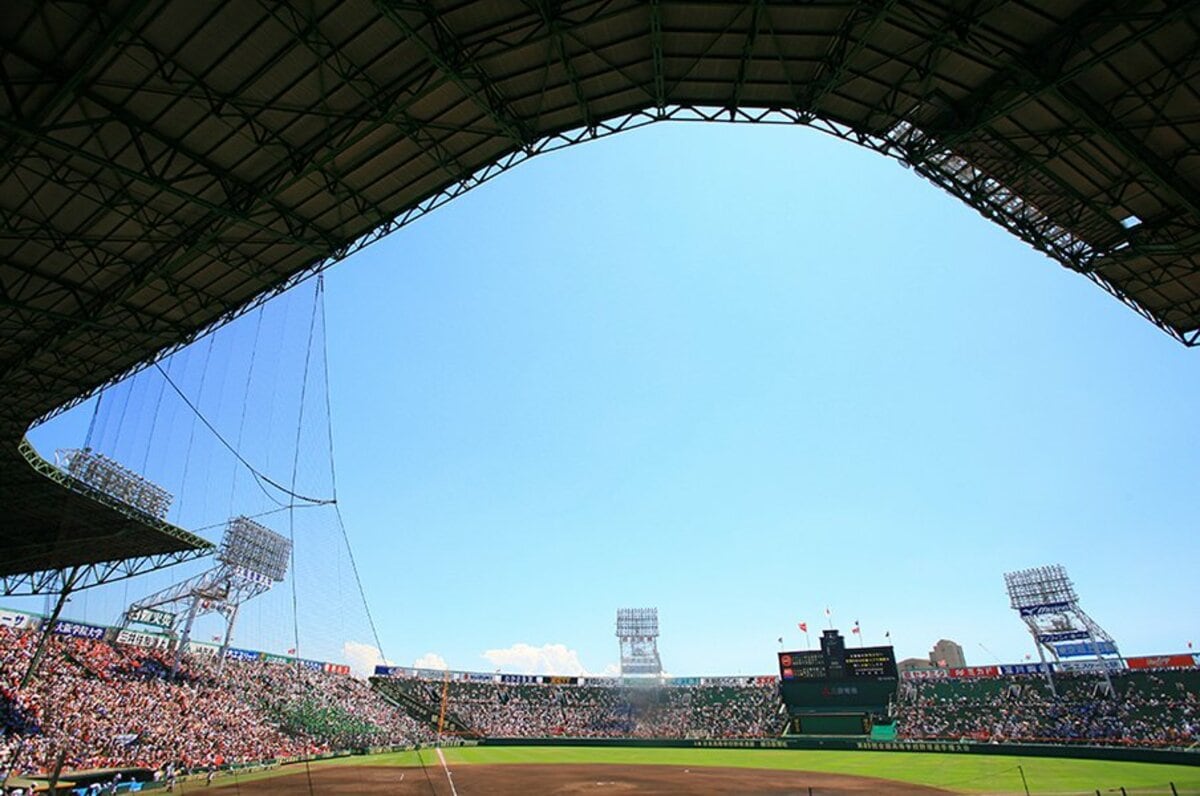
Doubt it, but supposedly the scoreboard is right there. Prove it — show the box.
[778,645,897,681]
[778,629,898,718]
[778,650,825,680]
[844,647,897,678]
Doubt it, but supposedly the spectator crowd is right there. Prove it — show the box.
[895,670,1200,747]
[378,677,786,739]
[1,625,429,778]
[6,619,1200,784]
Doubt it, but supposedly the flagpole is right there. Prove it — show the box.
[825,606,833,630]
[805,629,811,649]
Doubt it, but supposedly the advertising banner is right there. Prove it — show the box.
[668,677,700,687]
[1037,630,1090,643]
[116,629,170,649]
[374,665,401,677]
[466,672,495,682]
[583,677,617,686]
[126,607,175,628]
[500,674,537,684]
[900,669,948,680]
[299,659,323,671]
[225,647,259,662]
[546,676,577,685]
[52,620,106,640]
[755,675,778,685]
[186,642,220,657]
[1060,657,1123,672]
[1018,602,1072,617]
[0,609,37,630]
[999,663,1052,675]
[262,653,291,665]
[1126,654,1196,670]
[948,666,1000,679]
[1054,641,1118,658]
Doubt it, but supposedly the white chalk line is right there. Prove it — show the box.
[436,746,459,796]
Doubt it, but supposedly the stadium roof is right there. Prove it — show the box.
[1,1,1198,584]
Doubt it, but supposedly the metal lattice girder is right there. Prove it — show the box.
[2,1,1200,578]
[0,437,212,593]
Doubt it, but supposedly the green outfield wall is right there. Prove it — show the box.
[477,736,1200,767]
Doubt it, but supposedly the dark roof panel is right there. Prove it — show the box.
[2,0,1197,581]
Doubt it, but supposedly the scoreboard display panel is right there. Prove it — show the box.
[778,645,897,681]
[777,630,898,718]
[777,650,825,680]
[844,647,899,679]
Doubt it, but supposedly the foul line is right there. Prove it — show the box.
[436,746,459,796]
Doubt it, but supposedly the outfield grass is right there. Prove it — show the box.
[189,745,1200,794]
[431,745,1200,794]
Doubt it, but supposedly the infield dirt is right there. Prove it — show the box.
[204,762,957,794]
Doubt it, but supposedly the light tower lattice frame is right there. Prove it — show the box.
[616,607,662,678]
[122,516,291,676]
[1004,565,1120,695]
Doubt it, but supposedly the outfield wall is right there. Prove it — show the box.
[476,736,1200,767]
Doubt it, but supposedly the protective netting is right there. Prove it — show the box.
[16,276,383,674]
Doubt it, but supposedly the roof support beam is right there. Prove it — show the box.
[373,0,532,148]
[805,0,901,112]
[729,0,765,114]
[1049,81,1200,220]
[526,0,594,129]
[921,1,1194,150]
[650,0,666,109]
[258,1,476,201]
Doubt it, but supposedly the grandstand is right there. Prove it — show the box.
[3,1,1200,793]
[3,607,1199,788]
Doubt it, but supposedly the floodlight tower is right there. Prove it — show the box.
[616,607,662,677]
[56,448,174,519]
[122,516,291,676]
[1003,565,1120,695]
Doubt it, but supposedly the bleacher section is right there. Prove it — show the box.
[896,668,1200,746]
[1,626,430,777]
[370,673,785,740]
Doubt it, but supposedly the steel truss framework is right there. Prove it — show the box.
[2,1,1198,579]
[0,438,212,596]
[617,607,663,677]
[1003,564,1120,694]
[120,516,290,672]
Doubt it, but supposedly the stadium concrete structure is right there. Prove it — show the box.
[3,3,1200,790]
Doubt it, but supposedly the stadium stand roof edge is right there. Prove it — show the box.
[2,0,1197,584]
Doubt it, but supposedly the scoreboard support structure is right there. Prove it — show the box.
[778,629,899,737]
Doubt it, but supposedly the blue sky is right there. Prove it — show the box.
[23,122,1200,676]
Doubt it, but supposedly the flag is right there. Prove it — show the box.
[777,637,783,645]
[1189,641,1194,650]
[851,621,860,635]
[937,659,947,667]
[212,636,221,642]
[287,648,296,655]
[885,631,890,639]
[798,622,808,633]
[1024,654,1032,661]
[824,607,831,617]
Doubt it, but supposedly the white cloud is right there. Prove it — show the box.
[343,640,391,678]
[414,652,448,670]
[481,642,595,675]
